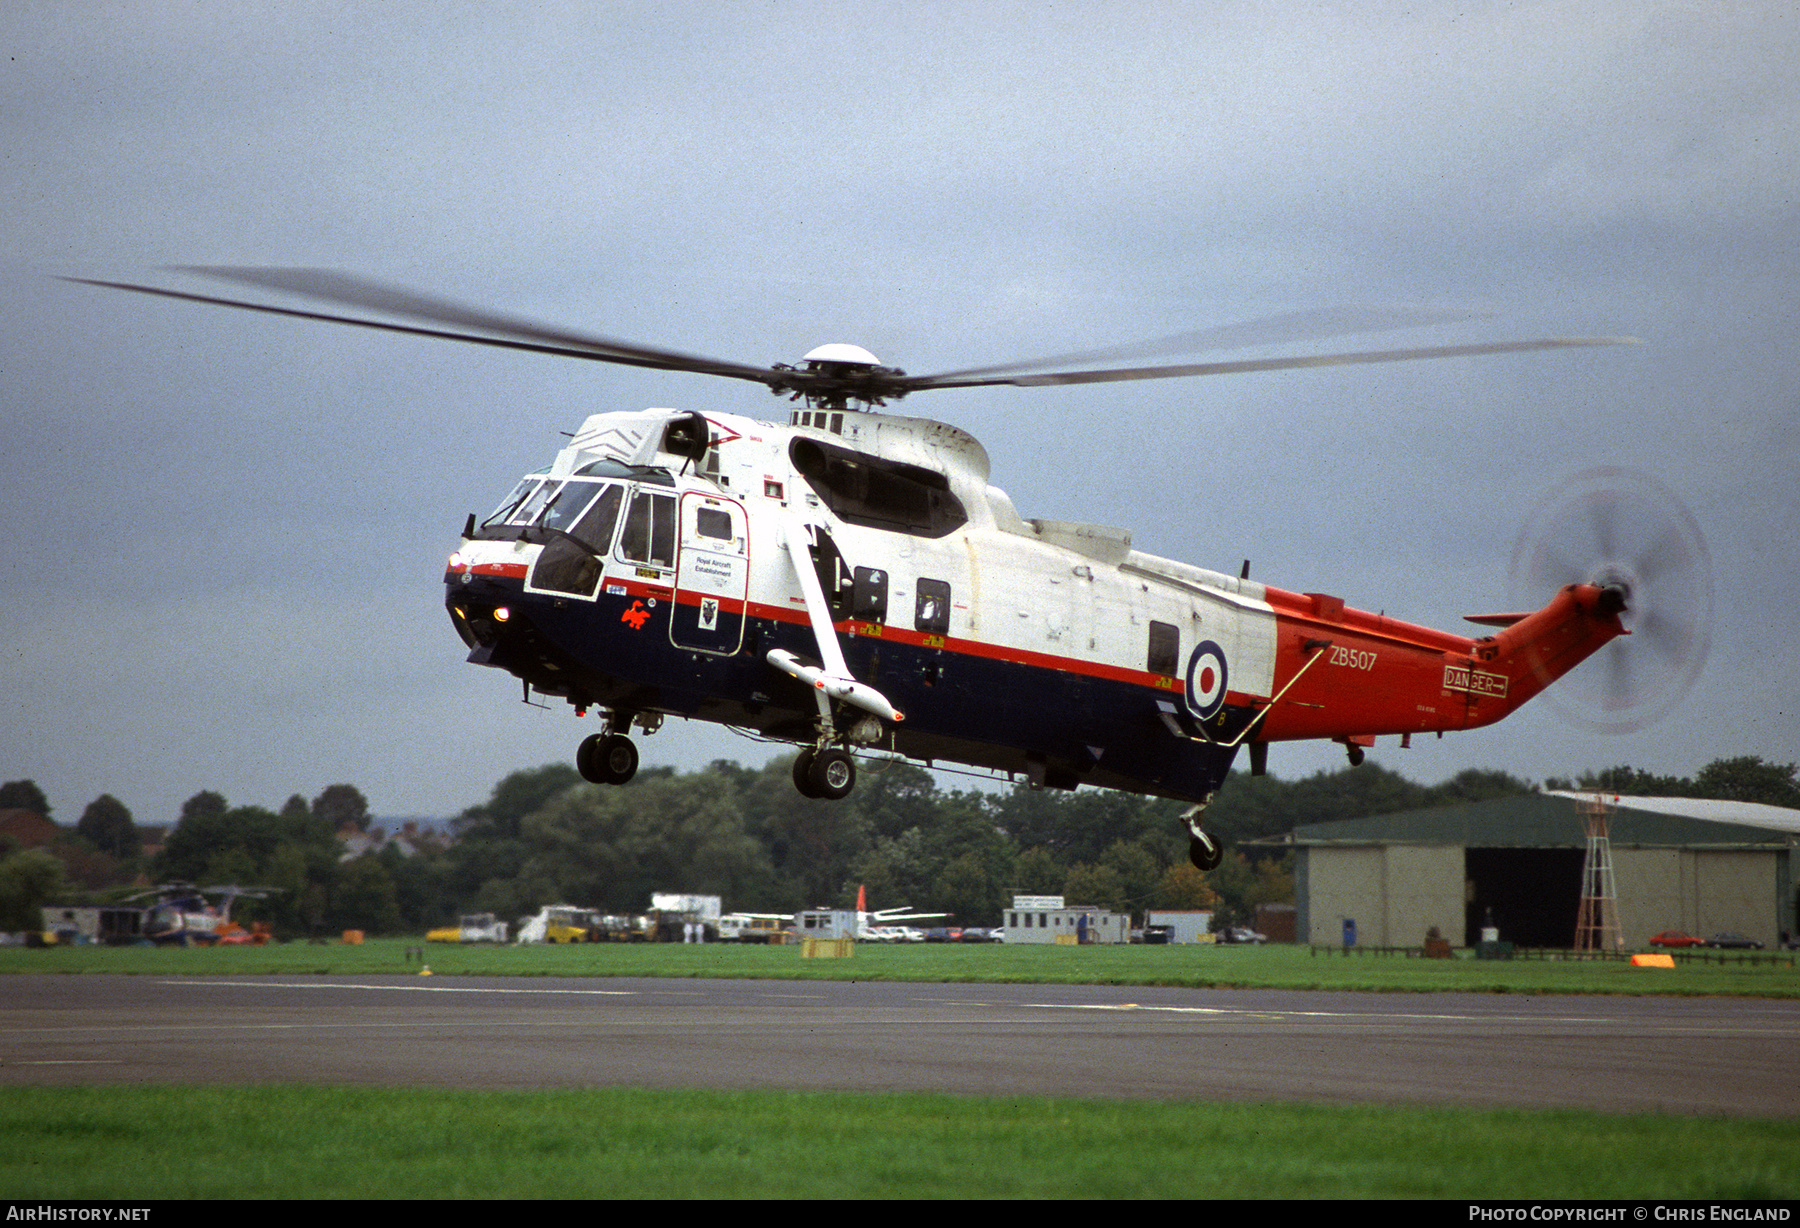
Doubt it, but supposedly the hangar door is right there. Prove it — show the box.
[1464,847,1584,948]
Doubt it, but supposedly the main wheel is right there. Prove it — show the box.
[792,747,820,798]
[578,733,638,785]
[1188,831,1223,871]
[806,747,856,801]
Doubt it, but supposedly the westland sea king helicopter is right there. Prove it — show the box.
[74,269,1710,870]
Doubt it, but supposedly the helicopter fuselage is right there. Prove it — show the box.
[445,405,1625,805]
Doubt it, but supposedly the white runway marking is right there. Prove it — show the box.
[162,980,636,996]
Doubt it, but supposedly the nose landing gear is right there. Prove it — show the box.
[576,711,656,785]
[577,731,638,785]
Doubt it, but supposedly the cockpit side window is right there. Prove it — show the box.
[538,480,598,534]
[570,484,624,554]
[618,490,677,568]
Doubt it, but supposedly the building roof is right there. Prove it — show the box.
[0,809,58,850]
[1286,792,1797,850]
[1546,791,1800,835]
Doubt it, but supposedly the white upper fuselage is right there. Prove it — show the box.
[453,405,1280,715]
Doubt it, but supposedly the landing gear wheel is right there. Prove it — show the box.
[577,732,638,785]
[806,747,856,801]
[792,747,820,798]
[1188,831,1223,872]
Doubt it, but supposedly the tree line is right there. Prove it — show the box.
[1,755,1793,937]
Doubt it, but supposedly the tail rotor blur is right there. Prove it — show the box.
[1509,467,1712,733]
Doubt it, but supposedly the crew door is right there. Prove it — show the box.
[670,492,749,654]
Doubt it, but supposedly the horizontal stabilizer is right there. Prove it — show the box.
[1464,611,1530,628]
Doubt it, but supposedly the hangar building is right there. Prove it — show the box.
[1286,793,1799,949]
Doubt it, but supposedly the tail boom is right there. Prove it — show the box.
[1251,582,1626,743]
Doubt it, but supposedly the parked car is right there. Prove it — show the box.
[1706,932,1764,949]
[1219,926,1267,945]
[1648,930,1706,948]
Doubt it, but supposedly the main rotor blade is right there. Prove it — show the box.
[914,305,1492,383]
[64,269,783,386]
[901,336,1640,392]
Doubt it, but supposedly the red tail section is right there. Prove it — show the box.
[1256,583,1626,743]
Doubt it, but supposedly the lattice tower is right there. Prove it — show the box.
[1574,792,1624,952]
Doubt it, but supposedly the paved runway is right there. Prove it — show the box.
[1,975,1794,1115]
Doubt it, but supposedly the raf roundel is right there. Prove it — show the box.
[1185,640,1229,720]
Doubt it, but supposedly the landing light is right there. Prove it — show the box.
[494,606,512,623]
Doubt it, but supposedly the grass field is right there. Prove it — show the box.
[5,940,1795,1198]
[4,936,1797,998]
[1,1085,1794,1200]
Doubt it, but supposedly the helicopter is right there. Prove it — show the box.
[111,882,280,945]
[70,268,1701,871]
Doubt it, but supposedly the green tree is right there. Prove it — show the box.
[153,792,345,938]
[0,849,68,930]
[333,853,401,934]
[0,781,51,820]
[446,764,581,911]
[312,784,371,834]
[180,791,227,825]
[1013,845,1065,895]
[1427,769,1535,805]
[76,794,140,861]
[1691,757,1800,807]
[1154,862,1220,911]
[380,841,454,932]
[518,766,772,912]
[1062,861,1127,915]
[1204,850,1294,929]
[1552,765,1690,796]
[1097,838,1165,917]
[739,755,871,907]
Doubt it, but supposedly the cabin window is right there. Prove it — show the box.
[915,578,951,634]
[788,438,967,538]
[695,506,733,541]
[852,567,888,623]
[1148,621,1180,676]
[619,491,677,568]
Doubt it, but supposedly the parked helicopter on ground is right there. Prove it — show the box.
[72,269,1706,870]
[115,882,279,945]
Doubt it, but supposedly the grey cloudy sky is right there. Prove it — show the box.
[3,1,1795,827]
